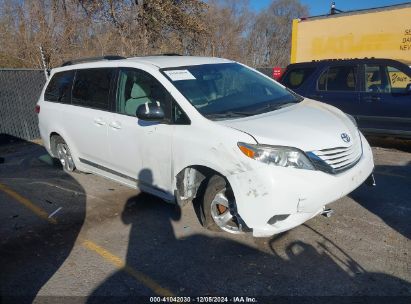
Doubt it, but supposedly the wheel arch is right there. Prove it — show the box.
[174,164,251,232]
[174,165,229,208]
[49,132,62,157]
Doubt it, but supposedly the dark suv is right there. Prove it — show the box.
[280,59,411,138]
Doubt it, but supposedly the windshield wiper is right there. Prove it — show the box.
[205,102,297,119]
[246,101,297,115]
[274,102,297,109]
[205,111,253,119]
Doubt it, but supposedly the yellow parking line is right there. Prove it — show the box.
[0,182,57,224]
[82,240,174,297]
[0,182,173,296]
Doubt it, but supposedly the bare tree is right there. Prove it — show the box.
[0,0,307,68]
[202,0,251,61]
[246,0,308,67]
[0,0,210,67]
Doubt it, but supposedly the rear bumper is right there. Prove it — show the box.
[227,133,374,237]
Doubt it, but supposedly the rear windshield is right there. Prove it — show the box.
[161,63,302,119]
[281,67,315,90]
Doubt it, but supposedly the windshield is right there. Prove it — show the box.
[161,63,302,119]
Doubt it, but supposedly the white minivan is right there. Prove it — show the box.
[37,55,375,237]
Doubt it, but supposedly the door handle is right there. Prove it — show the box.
[363,96,381,102]
[94,118,106,126]
[109,121,122,130]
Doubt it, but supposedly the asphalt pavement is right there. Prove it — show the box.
[0,137,410,303]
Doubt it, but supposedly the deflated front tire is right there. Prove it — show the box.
[201,175,244,234]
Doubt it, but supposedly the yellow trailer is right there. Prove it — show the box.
[290,3,411,65]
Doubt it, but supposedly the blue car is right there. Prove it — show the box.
[280,59,411,138]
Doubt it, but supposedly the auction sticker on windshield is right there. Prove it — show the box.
[164,70,196,81]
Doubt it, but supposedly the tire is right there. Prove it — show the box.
[201,175,243,234]
[53,136,76,172]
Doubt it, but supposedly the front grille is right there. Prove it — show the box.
[307,136,363,174]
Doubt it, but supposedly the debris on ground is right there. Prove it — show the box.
[48,207,62,219]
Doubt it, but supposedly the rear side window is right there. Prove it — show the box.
[44,71,74,103]
[281,67,315,90]
[318,66,358,92]
[72,68,114,111]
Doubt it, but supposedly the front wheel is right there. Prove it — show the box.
[54,136,76,172]
[201,175,244,234]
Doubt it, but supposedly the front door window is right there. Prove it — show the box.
[365,65,411,94]
[116,69,172,119]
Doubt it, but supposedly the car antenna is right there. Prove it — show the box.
[39,45,50,79]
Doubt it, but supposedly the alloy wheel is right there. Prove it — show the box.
[56,143,75,172]
[210,190,243,234]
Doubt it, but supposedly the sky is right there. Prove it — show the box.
[249,0,410,16]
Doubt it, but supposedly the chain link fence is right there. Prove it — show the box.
[256,68,273,78]
[0,69,46,140]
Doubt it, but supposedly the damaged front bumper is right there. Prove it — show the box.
[227,134,375,237]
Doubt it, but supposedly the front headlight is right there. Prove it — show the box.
[238,142,315,170]
[346,114,358,128]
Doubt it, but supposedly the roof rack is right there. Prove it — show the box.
[61,55,126,67]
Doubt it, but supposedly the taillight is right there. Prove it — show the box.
[35,105,40,114]
[272,66,284,81]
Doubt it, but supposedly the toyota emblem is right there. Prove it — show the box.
[341,133,351,143]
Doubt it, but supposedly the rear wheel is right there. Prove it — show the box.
[202,175,244,234]
[54,136,76,172]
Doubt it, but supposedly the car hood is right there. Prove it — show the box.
[216,99,359,152]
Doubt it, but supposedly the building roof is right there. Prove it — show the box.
[302,2,411,21]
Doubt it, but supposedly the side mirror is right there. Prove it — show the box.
[406,83,411,94]
[136,103,165,121]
